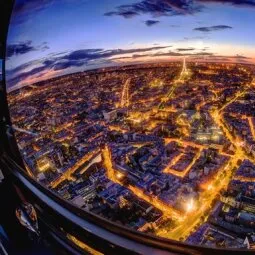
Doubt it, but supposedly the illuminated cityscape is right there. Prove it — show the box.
[7,58,255,248]
[5,0,255,250]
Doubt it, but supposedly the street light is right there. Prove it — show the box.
[116,172,124,180]
[186,198,195,213]
[207,184,213,191]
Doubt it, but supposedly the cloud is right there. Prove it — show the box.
[11,0,89,25]
[52,60,85,71]
[64,46,171,62]
[193,25,233,32]
[7,41,36,57]
[125,52,250,62]
[12,0,255,26]
[201,46,210,51]
[11,0,55,24]
[105,0,255,20]
[6,45,172,89]
[197,0,255,8]
[7,43,252,91]
[227,54,251,59]
[104,0,203,18]
[182,36,210,41]
[7,65,50,88]
[190,53,253,63]
[104,10,138,18]
[192,52,214,56]
[154,51,214,57]
[7,41,49,57]
[145,20,160,26]
[113,50,215,60]
[176,47,195,51]
[13,0,53,14]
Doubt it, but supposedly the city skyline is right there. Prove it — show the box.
[5,0,255,91]
[8,59,255,248]
[6,1,255,248]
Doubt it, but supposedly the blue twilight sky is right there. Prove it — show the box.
[5,0,255,91]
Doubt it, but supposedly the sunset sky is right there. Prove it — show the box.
[5,0,255,91]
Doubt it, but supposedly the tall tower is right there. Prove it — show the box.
[120,78,131,108]
[181,57,188,75]
[183,57,187,73]
[179,57,189,81]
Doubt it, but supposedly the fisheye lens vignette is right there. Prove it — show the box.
[5,0,255,249]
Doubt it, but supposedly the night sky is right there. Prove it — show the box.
[5,0,255,91]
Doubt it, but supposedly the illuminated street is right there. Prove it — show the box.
[8,59,255,248]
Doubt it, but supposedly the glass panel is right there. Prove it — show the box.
[5,0,255,249]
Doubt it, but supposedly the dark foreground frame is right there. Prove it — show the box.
[0,1,253,254]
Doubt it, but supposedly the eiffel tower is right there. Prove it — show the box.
[120,78,131,108]
[179,57,189,80]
